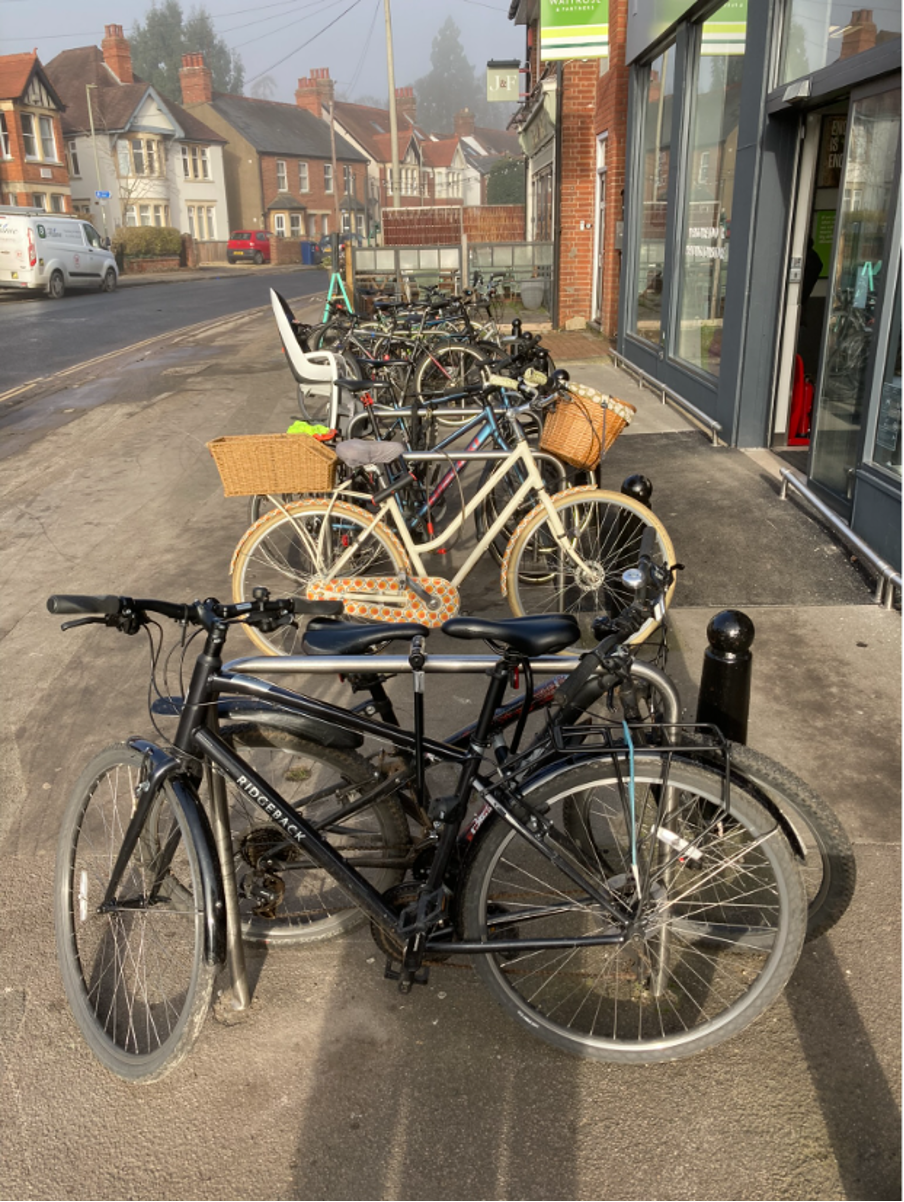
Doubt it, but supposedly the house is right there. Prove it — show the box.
[180,61,368,240]
[0,52,71,213]
[445,109,522,206]
[45,26,228,242]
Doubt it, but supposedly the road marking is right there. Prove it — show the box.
[0,291,326,405]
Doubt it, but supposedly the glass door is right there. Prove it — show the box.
[809,85,901,511]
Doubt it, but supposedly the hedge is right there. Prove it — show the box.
[112,225,183,258]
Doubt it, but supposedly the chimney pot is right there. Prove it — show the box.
[101,23,134,84]
[179,49,213,105]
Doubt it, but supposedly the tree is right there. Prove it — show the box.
[486,157,525,205]
[413,18,479,134]
[130,1,244,102]
[250,75,277,101]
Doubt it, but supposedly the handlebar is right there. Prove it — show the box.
[47,592,342,634]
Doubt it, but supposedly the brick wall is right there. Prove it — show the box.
[259,153,365,231]
[383,204,525,246]
[0,106,72,211]
[594,0,630,337]
[555,60,597,328]
[271,238,301,265]
[123,256,180,273]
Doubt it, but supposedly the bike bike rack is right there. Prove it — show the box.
[779,468,901,608]
[607,349,723,446]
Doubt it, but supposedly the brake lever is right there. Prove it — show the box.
[60,616,108,631]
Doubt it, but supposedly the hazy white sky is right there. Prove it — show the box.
[1,0,523,106]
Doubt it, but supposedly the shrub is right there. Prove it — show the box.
[112,225,183,258]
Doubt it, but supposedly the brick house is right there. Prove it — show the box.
[508,0,630,333]
[45,27,228,241]
[0,52,71,213]
[181,59,367,240]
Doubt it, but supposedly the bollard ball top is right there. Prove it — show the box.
[706,609,755,657]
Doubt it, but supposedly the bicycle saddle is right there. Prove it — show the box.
[302,618,430,657]
[442,615,580,657]
[334,439,405,467]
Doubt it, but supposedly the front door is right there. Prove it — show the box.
[808,84,902,514]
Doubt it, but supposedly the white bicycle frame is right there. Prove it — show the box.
[268,437,586,602]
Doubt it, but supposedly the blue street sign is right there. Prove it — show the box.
[95,190,111,199]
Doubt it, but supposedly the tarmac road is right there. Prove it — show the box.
[0,299,899,1200]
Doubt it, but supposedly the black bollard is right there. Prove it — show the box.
[621,473,653,509]
[695,610,755,744]
[511,317,522,337]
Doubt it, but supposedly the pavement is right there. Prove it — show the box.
[0,294,899,1200]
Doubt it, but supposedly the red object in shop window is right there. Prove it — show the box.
[788,354,813,445]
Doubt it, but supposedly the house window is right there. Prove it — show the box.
[139,204,151,226]
[125,205,138,227]
[32,192,46,210]
[183,145,209,180]
[274,213,286,236]
[153,204,164,227]
[186,206,194,236]
[307,214,317,237]
[355,212,364,236]
[299,161,309,192]
[21,114,38,159]
[343,165,356,195]
[290,213,301,237]
[276,160,287,191]
[182,146,190,177]
[0,114,9,158]
[67,140,80,176]
[146,140,158,176]
[206,207,215,239]
[132,140,146,175]
[39,116,56,160]
[322,214,329,235]
[50,194,64,212]
[118,142,130,176]
[324,163,333,193]
[341,211,350,233]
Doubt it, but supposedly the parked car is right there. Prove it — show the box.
[0,206,118,298]
[227,230,271,265]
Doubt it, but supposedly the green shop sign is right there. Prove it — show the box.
[701,0,747,56]
[540,0,608,61]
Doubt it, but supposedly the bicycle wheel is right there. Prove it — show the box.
[474,458,588,567]
[217,725,410,945]
[414,342,488,424]
[503,489,676,646]
[231,497,409,655]
[54,745,214,1082]
[689,742,856,942]
[461,756,806,1064]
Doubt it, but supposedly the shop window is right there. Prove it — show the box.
[871,275,901,478]
[673,3,747,377]
[632,47,676,345]
[779,2,901,86]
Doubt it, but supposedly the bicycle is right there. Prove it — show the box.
[49,578,806,1081]
[226,388,677,653]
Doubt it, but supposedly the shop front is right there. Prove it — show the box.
[618,1,901,572]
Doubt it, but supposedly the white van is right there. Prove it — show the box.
[0,206,118,298]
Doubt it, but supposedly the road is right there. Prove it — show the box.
[0,267,327,393]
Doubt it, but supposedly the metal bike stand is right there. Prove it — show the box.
[205,710,253,1019]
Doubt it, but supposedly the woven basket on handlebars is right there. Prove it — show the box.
[539,384,636,471]
[207,433,337,497]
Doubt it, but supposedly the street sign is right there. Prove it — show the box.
[486,59,521,102]
[95,190,111,199]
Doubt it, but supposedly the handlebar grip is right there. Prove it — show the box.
[47,594,122,616]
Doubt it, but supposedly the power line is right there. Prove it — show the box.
[229,0,350,51]
[343,0,382,101]
[247,0,366,84]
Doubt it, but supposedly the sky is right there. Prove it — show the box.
[0,0,524,107]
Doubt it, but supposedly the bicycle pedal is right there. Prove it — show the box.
[383,958,430,991]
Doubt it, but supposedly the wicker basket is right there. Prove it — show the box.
[207,433,337,497]
[539,385,636,470]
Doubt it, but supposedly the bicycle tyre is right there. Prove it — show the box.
[231,497,409,655]
[54,745,214,1082]
[217,725,410,945]
[474,458,588,567]
[460,756,806,1064]
[685,741,856,941]
[503,488,676,646]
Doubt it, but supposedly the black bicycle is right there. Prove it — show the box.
[50,575,808,1082]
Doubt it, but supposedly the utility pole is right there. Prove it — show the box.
[329,99,341,235]
[383,0,401,210]
[85,84,108,238]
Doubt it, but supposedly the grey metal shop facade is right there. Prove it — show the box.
[616,1,901,574]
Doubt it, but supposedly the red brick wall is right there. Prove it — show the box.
[259,153,365,229]
[383,205,525,246]
[0,107,72,211]
[594,0,630,337]
[123,256,180,273]
[271,238,301,264]
[556,60,597,327]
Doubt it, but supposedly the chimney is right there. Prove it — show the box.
[295,67,334,116]
[179,52,213,105]
[454,108,476,138]
[102,23,133,84]
[395,86,416,126]
[839,9,878,59]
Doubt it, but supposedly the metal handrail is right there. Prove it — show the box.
[608,348,722,445]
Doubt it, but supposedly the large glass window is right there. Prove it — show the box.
[633,47,675,345]
[673,3,747,376]
[871,274,901,478]
[779,3,901,85]
[810,87,901,503]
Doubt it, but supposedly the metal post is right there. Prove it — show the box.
[329,100,341,233]
[383,0,401,210]
[85,84,108,238]
[695,610,755,744]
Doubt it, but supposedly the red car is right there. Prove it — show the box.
[227,230,271,265]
